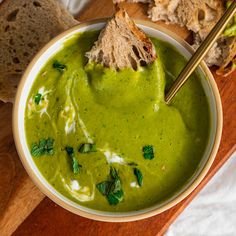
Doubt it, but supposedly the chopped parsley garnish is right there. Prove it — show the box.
[78,143,97,153]
[53,60,67,72]
[96,167,124,205]
[65,146,81,174]
[34,93,42,105]
[96,181,111,196]
[31,138,54,157]
[110,166,118,179]
[134,168,143,186]
[143,145,154,160]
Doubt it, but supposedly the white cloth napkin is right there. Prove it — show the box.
[165,152,236,236]
[60,1,236,235]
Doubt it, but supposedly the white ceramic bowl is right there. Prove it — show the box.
[13,20,223,222]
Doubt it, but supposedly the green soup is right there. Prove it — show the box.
[25,31,210,212]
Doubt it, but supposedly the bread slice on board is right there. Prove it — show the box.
[148,0,236,74]
[113,0,151,3]
[148,0,182,25]
[86,8,156,70]
[149,0,224,36]
[0,0,78,103]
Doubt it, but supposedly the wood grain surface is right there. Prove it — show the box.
[0,103,44,236]
[0,1,235,236]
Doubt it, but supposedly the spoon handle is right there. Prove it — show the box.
[165,1,236,104]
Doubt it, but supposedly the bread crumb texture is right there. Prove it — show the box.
[0,0,78,103]
[136,0,235,74]
[86,8,156,70]
[113,0,236,73]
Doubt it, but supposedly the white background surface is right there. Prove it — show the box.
[61,1,236,235]
[62,1,236,234]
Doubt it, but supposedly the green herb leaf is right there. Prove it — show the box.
[34,93,42,105]
[78,143,97,153]
[96,181,111,196]
[96,167,124,205]
[31,143,44,157]
[66,146,81,174]
[46,149,54,155]
[107,193,120,205]
[46,138,54,150]
[143,145,154,160]
[113,190,124,201]
[143,145,153,153]
[134,168,143,186]
[31,138,54,157]
[39,139,47,148]
[143,152,154,160]
[110,177,121,193]
[72,156,81,174]
[110,166,118,180]
[107,190,124,205]
[53,60,67,72]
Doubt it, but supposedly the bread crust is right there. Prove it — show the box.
[149,0,236,75]
[0,0,78,102]
[113,0,151,3]
[216,37,236,76]
[86,8,156,70]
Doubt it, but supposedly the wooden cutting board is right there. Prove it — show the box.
[0,1,235,235]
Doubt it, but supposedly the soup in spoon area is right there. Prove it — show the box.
[25,31,210,212]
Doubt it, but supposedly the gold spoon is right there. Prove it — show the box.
[165,1,236,104]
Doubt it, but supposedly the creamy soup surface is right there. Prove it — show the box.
[25,31,210,211]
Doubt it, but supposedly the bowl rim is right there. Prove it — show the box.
[13,19,223,222]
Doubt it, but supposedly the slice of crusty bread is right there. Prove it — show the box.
[0,0,78,103]
[149,0,224,35]
[148,0,181,25]
[86,8,156,70]
[177,0,223,38]
[148,0,236,74]
[192,33,235,68]
[112,0,235,75]
[113,0,151,3]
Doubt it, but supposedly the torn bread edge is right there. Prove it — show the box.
[116,0,235,76]
[86,8,156,70]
